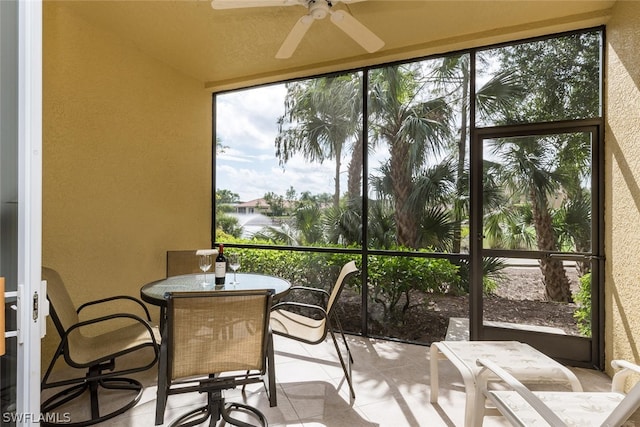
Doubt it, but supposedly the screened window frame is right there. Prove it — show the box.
[211,26,605,354]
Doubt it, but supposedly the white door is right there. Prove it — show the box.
[1,0,44,425]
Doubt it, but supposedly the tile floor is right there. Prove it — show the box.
[43,334,629,426]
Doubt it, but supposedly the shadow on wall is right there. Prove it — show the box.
[609,1,640,91]
[608,136,640,215]
[605,0,640,378]
[610,284,640,364]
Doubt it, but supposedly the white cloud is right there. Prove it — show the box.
[215,83,347,202]
[216,85,286,152]
[217,152,340,202]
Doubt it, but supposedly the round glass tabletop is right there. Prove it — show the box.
[140,272,291,306]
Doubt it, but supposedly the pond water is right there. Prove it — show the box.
[229,213,282,238]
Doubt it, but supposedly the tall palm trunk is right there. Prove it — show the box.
[453,73,469,253]
[391,139,418,248]
[531,189,572,302]
[347,134,363,200]
[333,145,342,209]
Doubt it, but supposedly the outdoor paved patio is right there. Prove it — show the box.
[42,333,628,426]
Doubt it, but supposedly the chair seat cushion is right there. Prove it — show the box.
[271,309,326,344]
[69,322,159,366]
[488,390,624,426]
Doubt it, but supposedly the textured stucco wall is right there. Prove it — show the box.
[39,0,640,378]
[605,0,640,373]
[42,4,212,360]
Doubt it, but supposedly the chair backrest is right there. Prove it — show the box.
[166,250,202,277]
[326,261,358,316]
[166,289,273,381]
[42,267,80,336]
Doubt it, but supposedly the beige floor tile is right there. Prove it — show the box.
[280,380,355,420]
[356,393,453,427]
[41,335,621,426]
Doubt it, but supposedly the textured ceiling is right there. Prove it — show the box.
[48,0,615,92]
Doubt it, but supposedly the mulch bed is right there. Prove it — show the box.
[336,266,581,344]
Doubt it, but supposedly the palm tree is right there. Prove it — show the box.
[490,135,574,302]
[368,64,452,249]
[323,197,363,246]
[485,32,600,302]
[356,56,527,254]
[370,160,457,251]
[293,201,325,245]
[553,132,593,276]
[275,74,362,209]
[554,190,592,276]
[251,223,300,246]
[429,54,526,253]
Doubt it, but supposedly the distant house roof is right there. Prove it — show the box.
[235,198,271,214]
[236,198,268,208]
[235,198,294,214]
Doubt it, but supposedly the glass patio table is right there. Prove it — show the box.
[140,272,291,323]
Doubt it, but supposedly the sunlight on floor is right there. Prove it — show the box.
[42,335,622,426]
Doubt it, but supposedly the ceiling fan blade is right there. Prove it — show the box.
[329,9,384,53]
[211,0,303,10]
[276,15,314,59]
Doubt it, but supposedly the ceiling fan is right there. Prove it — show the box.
[210,0,385,59]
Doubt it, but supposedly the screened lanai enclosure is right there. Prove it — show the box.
[213,28,604,368]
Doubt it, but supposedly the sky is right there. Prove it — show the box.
[215,84,346,203]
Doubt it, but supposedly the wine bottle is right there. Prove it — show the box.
[214,244,226,285]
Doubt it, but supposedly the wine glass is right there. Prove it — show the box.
[229,253,241,285]
[199,254,212,286]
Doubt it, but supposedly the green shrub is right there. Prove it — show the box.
[573,272,591,337]
[220,243,461,325]
[226,245,358,290]
[367,250,460,323]
[457,256,505,295]
[482,277,498,295]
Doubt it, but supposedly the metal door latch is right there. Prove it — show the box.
[33,291,38,322]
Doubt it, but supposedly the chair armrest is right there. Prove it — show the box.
[61,312,158,367]
[271,301,328,319]
[611,360,640,393]
[281,286,330,309]
[288,286,330,297]
[64,312,158,346]
[69,312,155,335]
[77,295,152,321]
[476,358,568,426]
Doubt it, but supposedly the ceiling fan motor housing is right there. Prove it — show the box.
[308,0,331,20]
